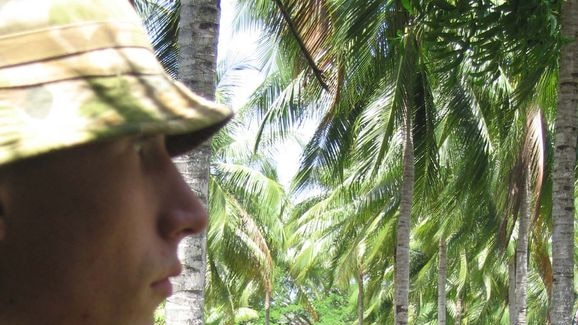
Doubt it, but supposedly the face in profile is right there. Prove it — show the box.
[0,135,207,325]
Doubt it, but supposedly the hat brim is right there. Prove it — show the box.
[0,73,233,165]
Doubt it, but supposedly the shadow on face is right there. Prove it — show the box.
[0,135,207,325]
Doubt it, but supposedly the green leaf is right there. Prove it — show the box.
[401,0,414,14]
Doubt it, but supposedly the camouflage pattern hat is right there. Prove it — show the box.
[0,0,233,166]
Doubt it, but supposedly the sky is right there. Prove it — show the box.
[218,0,307,188]
[218,0,264,108]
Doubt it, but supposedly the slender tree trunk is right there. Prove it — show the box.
[166,1,221,324]
[516,174,529,325]
[509,258,517,325]
[169,149,211,325]
[358,268,364,325]
[264,289,271,325]
[438,238,447,325]
[550,0,578,324]
[395,104,414,325]
[455,295,463,325]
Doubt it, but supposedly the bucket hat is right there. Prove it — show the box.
[0,0,233,166]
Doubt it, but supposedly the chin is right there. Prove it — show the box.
[119,305,157,325]
[132,314,155,325]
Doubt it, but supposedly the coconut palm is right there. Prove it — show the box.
[163,0,223,323]
[203,23,294,324]
[550,0,578,323]
[287,156,402,323]
[493,108,549,325]
[234,2,439,323]
[206,123,287,325]
[137,0,574,323]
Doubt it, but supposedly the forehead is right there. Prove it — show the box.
[0,136,128,183]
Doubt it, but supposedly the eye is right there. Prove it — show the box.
[133,141,145,156]
[132,135,166,158]
[133,135,153,157]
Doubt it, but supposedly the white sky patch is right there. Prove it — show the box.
[218,0,318,189]
[218,0,264,109]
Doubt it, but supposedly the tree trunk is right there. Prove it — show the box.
[166,1,221,324]
[395,104,414,325]
[550,0,578,324]
[438,238,447,325]
[455,295,463,325]
[264,289,271,325]
[516,174,529,325]
[358,268,364,325]
[509,258,517,325]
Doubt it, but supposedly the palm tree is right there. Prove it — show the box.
[130,0,571,324]
[496,109,548,325]
[288,161,402,324]
[190,23,292,324]
[205,116,287,325]
[438,237,447,325]
[509,258,517,325]
[165,0,223,324]
[550,0,578,323]
[235,2,505,324]
[237,2,435,323]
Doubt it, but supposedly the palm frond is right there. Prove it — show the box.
[133,0,180,77]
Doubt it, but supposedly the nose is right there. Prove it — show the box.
[156,155,208,242]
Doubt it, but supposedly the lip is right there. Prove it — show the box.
[151,278,173,297]
[151,264,182,297]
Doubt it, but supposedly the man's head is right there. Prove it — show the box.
[0,134,206,324]
[0,0,232,324]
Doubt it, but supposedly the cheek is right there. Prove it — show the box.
[0,140,169,322]
[1,171,155,288]
[0,185,161,323]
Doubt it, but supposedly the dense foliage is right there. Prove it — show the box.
[139,0,577,324]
